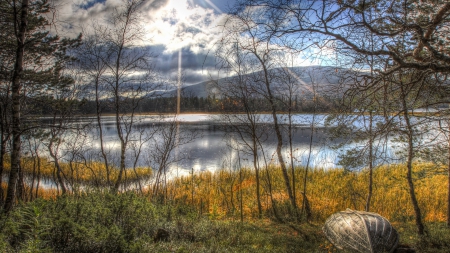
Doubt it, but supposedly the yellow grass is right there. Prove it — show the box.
[2,156,447,223]
[165,163,447,222]
[3,156,152,188]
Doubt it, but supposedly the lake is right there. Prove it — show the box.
[36,113,407,178]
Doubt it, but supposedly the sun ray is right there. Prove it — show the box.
[283,67,331,107]
[177,48,182,115]
[175,48,183,176]
[204,0,223,14]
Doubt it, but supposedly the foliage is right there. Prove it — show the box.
[7,161,446,222]
[0,187,448,252]
[0,192,323,253]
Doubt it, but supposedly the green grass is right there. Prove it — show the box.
[0,192,448,252]
[0,192,321,253]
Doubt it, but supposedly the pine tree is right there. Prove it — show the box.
[1,0,80,212]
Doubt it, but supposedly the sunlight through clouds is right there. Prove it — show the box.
[142,0,226,53]
[54,0,226,54]
[52,0,229,84]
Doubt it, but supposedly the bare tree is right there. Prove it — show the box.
[39,74,85,194]
[149,117,198,203]
[77,25,112,186]
[214,36,274,218]
[389,70,437,235]
[218,6,298,214]
[79,0,160,192]
[421,117,450,228]
[22,129,41,201]
[274,64,301,214]
[238,0,450,74]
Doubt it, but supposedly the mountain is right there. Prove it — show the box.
[165,66,349,99]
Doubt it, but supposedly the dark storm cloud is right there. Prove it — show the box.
[74,44,215,85]
[150,46,217,84]
[153,47,216,73]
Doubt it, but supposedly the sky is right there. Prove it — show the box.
[55,0,238,85]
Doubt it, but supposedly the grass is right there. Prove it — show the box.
[165,162,447,223]
[0,192,448,252]
[0,192,325,253]
[3,156,152,188]
[1,160,449,252]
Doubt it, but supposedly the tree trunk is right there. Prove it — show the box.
[447,122,450,227]
[302,84,317,222]
[302,113,315,221]
[112,42,125,192]
[29,149,36,201]
[0,141,6,203]
[49,149,67,194]
[239,158,243,223]
[400,84,424,235]
[288,111,296,211]
[259,141,282,222]
[366,111,374,212]
[253,139,262,219]
[4,0,29,213]
[35,153,41,199]
[95,76,110,186]
[258,60,296,213]
[17,164,25,201]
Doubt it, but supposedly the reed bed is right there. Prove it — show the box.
[165,163,447,222]
[2,156,152,191]
[2,157,447,223]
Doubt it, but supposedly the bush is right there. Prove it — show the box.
[0,191,159,252]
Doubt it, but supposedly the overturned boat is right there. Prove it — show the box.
[323,209,399,253]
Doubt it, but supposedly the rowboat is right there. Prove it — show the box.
[323,209,399,253]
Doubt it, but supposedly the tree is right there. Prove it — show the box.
[79,0,160,192]
[275,64,301,217]
[40,77,85,194]
[238,0,450,73]
[2,0,30,213]
[214,37,272,218]
[149,117,198,203]
[76,25,112,187]
[419,115,450,228]
[1,0,80,212]
[234,0,450,234]
[218,7,299,215]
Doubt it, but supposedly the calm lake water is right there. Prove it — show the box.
[37,113,407,178]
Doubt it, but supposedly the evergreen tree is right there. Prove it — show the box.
[1,0,80,212]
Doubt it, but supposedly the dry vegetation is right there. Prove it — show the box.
[5,159,446,222]
[2,157,152,191]
[0,160,449,252]
[165,163,447,223]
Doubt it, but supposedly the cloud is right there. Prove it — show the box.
[150,46,217,84]
[53,0,229,84]
[54,0,226,52]
[52,0,163,32]
[141,0,227,54]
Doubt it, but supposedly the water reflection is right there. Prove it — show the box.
[37,114,405,176]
